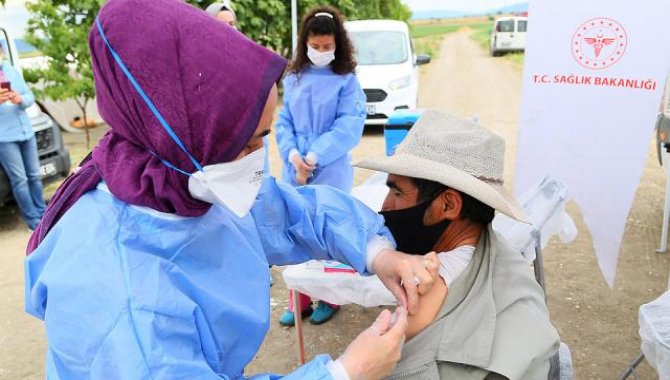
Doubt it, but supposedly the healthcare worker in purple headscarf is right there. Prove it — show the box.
[24,0,440,379]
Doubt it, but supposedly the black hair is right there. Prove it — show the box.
[410,177,495,225]
[289,5,356,75]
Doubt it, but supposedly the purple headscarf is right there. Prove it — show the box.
[27,0,287,254]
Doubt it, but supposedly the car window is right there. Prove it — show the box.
[0,29,14,65]
[350,31,408,65]
[517,20,528,32]
[496,21,515,33]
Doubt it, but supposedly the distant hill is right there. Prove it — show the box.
[14,39,37,54]
[411,2,528,20]
[411,10,473,20]
[496,3,529,14]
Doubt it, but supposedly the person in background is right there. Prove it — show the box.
[275,5,366,327]
[205,0,237,28]
[0,43,45,231]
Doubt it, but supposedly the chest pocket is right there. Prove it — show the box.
[386,362,440,380]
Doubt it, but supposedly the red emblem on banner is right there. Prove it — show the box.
[571,18,627,70]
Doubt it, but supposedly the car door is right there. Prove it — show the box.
[494,19,516,50]
[515,19,528,51]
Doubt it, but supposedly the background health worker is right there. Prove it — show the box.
[275,5,367,327]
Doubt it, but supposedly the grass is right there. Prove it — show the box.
[410,18,491,60]
[412,34,445,59]
[469,22,493,51]
[505,52,525,68]
[411,23,462,39]
[18,50,43,59]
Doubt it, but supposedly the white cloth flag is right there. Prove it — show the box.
[516,0,670,286]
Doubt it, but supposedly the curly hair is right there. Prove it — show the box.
[288,5,357,75]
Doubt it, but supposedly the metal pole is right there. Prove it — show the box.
[291,0,298,58]
[617,352,645,380]
[293,289,306,365]
[656,173,670,253]
[533,231,547,302]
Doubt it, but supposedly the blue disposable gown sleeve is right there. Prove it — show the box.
[7,65,35,110]
[251,177,395,274]
[246,355,335,380]
[307,76,366,167]
[275,80,298,162]
[89,307,339,379]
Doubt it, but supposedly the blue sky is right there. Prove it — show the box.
[1,0,31,37]
[2,0,523,37]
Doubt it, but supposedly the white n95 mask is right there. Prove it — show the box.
[307,46,335,67]
[188,148,265,217]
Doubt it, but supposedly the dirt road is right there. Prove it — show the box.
[1,30,669,379]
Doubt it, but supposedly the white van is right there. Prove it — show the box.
[489,16,528,56]
[345,20,430,126]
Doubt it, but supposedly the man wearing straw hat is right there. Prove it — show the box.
[356,110,560,379]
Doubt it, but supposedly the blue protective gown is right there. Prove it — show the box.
[25,177,393,379]
[275,66,366,192]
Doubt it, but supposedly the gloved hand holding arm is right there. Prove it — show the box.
[252,178,440,314]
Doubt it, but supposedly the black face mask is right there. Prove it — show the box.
[379,198,451,255]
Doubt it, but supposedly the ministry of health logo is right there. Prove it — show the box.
[571,18,627,70]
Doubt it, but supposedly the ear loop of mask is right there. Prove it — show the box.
[95,17,203,176]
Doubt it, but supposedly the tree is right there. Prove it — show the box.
[186,0,411,57]
[24,0,104,149]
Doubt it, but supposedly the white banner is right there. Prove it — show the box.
[516,0,670,286]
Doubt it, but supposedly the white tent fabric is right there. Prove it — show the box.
[639,290,670,379]
[516,0,670,286]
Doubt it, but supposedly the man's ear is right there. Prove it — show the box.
[441,189,463,221]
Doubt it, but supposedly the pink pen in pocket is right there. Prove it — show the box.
[322,261,356,274]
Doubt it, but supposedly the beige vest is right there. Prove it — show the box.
[387,227,560,380]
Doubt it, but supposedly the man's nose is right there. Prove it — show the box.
[381,194,393,212]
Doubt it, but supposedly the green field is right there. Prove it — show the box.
[18,50,43,59]
[411,23,462,38]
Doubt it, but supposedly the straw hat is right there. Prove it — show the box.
[355,110,529,223]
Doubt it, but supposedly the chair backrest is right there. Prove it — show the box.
[492,176,576,262]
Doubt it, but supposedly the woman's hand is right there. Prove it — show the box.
[0,89,11,103]
[9,91,22,105]
[339,306,408,380]
[291,154,314,185]
[295,172,309,185]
